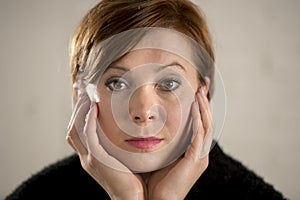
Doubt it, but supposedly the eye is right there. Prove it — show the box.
[105,77,129,92]
[158,78,181,91]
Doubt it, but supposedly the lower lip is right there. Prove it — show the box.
[125,138,163,149]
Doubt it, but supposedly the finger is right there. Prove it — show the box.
[71,95,91,146]
[196,88,213,133]
[184,96,209,161]
[189,100,204,153]
[67,100,90,155]
[191,100,201,136]
[151,150,208,200]
[84,103,98,151]
[84,103,131,173]
[196,87,214,158]
[67,93,89,131]
[66,134,77,152]
[66,126,88,155]
[66,94,91,155]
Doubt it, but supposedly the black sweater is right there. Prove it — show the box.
[5,143,287,200]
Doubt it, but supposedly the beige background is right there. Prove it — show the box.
[1,0,299,199]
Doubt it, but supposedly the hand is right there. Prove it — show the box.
[66,93,145,200]
[146,87,214,200]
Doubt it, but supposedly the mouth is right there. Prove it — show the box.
[125,137,164,149]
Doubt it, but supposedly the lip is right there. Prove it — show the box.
[125,137,163,149]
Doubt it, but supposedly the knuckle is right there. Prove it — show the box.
[80,155,96,172]
[87,154,99,169]
[81,160,89,171]
[200,127,205,135]
[65,135,72,144]
[67,126,76,138]
[79,157,89,171]
[66,129,72,137]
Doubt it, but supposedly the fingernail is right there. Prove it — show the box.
[94,94,100,103]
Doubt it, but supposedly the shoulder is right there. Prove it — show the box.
[5,154,110,200]
[186,142,287,199]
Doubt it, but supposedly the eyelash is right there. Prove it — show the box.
[157,77,182,91]
[105,77,182,92]
[105,77,129,92]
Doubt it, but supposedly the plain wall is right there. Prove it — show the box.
[0,0,299,199]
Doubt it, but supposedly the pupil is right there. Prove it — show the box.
[116,82,123,88]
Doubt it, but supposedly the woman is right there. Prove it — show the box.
[5,0,286,199]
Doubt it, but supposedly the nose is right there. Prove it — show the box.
[129,85,158,126]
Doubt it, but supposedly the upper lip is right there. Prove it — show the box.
[125,137,163,141]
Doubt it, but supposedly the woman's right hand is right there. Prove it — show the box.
[66,93,145,200]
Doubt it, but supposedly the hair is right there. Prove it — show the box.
[69,0,215,99]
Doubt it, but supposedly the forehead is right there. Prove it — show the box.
[112,49,196,73]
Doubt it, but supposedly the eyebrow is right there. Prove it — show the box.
[105,66,129,72]
[157,62,186,72]
[106,62,186,73]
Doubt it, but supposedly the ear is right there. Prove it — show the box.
[71,83,80,109]
[202,76,210,96]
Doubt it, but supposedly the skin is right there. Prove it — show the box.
[97,49,198,153]
[66,49,214,200]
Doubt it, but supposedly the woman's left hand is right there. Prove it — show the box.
[147,87,214,200]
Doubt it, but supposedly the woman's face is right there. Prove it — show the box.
[96,49,199,153]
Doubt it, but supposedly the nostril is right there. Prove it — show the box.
[149,116,155,120]
[133,115,155,122]
[134,116,141,121]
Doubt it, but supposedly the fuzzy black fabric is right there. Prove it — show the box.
[5,143,287,200]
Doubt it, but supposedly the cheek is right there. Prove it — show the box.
[97,86,114,124]
[98,97,112,119]
[162,99,182,136]
[97,98,118,138]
